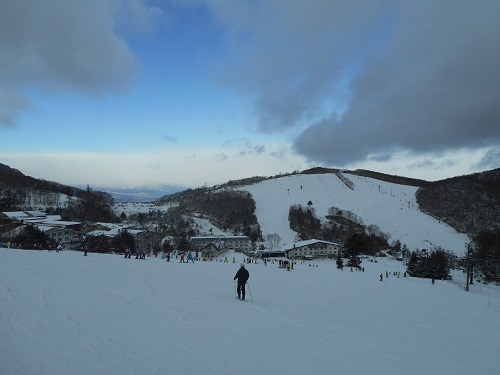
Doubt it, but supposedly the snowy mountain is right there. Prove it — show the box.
[235,172,470,255]
[2,168,499,375]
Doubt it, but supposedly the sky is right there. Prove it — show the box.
[1,0,499,189]
[1,248,499,375]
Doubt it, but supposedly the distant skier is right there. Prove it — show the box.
[380,273,383,282]
[234,263,250,301]
[83,244,88,256]
[187,252,194,263]
[180,253,185,263]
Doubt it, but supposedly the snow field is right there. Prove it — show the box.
[239,173,470,253]
[1,248,499,375]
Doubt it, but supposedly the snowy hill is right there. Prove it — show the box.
[1,248,498,375]
[237,173,470,254]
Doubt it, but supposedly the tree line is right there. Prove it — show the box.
[288,203,390,256]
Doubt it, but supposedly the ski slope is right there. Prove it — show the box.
[1,248,498,375]
[238,173,470,254]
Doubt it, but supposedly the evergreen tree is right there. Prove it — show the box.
[336,253,344,270]
[406,252,419,276]
[472,230,500,282]
[344,232,362,269]
[178,231,189,252]
[85,234,109,253]
[14,225,51,248]
[406,249,451,280]
[111,229,135,253]
[428,249,451,280]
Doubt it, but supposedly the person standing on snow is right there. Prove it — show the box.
[233,263,250,300]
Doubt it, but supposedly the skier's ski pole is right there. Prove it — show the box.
[247,282,253,302]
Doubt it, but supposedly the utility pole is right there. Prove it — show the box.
[465,243,471,291]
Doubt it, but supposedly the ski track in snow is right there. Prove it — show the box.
[238,173,470,254]
[1,248,499,375]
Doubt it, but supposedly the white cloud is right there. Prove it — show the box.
[0,143,309,188]
[0,0,163,127]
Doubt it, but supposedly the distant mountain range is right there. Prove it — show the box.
[1,162,498,240]
[74,185,186,202]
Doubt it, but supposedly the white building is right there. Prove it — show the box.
[284,239,341,259]
[190,235,252,254]
[1,211,82,246]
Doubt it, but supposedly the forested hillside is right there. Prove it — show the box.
[159,187,262,242]
[0,163,117,223]
[0,163,81,209]
[416,168,500,234]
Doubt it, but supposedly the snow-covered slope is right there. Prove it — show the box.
[1,248,498,375]
[238,173,470,254]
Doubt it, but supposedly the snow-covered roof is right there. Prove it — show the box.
[281,239,340,251]
[42,220,81,226]
[191,235,249,241]
[2,211,29,219]
[86,230,116,238]
[45,215,62,221]
[94,222,124,230]
[86,228,147,238]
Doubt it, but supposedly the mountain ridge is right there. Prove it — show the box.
[1,162,498,242]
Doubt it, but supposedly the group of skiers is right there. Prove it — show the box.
[179,252,195,263]
[380,270,407,281]
[123,248,146,259]
[279,260,293,270]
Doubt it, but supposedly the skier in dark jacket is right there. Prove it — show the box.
[234,263,250,300]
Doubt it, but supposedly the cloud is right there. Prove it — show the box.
[0,143,309,187]
[201,1,500,167]
[475,147,500,171]
[0,91,29,127]
[216,152,228,161]
[163,135,177,143]
[0,0,162,127]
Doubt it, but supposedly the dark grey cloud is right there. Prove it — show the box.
[408,157,457,172]
[295,2,500,165]
[0,91,29,127]
[475,147,500,171]
[0,0,161,127]
[204,1,500,166]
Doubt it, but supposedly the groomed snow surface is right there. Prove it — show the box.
[238,173,470,253]
[1,248,499,375]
